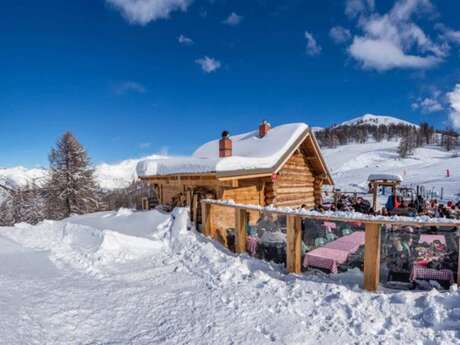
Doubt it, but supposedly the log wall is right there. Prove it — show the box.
[272,150,317,208]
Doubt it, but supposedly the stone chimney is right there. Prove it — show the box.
[219,130,232,158]
[259,120,271,138]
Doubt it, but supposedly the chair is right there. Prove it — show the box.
[325,232,337,241]
[314,237,326,247]
[341,228,352,236]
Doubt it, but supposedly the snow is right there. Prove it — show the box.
[322,141,460,200]
[136,123,309,177]
[94,154,165,189]
[1,208,460,344]
[0,154,166,193]
[203,199,460,226]
[335,113,418,128]
[0,166,47,189]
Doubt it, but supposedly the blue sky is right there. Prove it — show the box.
[1,0,460,168]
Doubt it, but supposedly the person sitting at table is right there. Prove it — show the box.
[431,239,446,253]
[255,213,276,237]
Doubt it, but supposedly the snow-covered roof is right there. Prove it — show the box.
[368,174,403,182]
[137,123,321,178]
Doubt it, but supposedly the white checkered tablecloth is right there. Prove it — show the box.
[410,265,454,284]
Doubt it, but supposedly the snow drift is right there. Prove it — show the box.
[1,208,460,344]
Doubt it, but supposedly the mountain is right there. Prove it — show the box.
[334,113,418,128]
[0,154,166,193]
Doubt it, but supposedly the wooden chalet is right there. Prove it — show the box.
[137,121,334,237]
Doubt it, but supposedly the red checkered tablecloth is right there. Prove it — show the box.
[246,236,258,256]
[410,265,454,284]
[303,247,349,274]
[325,240,361,254]
[419,234,446,245]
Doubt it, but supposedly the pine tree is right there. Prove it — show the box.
[46,132,98,219]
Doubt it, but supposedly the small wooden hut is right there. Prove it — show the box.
[137,121,333,237]
[368,174,402,211]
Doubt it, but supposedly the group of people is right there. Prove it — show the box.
[385,193,460,219]
[323,190,460,220]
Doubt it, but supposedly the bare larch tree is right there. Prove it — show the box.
[46,132,98,219]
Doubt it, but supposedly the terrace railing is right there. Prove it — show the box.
[200,199,460,292]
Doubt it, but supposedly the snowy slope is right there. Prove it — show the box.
[335,113,418,128]
[1,208,460,344]
[322,140,460,200]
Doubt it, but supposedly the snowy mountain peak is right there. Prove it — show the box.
[336,114,418,128]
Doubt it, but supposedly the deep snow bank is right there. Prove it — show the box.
[1,208,460,344]
[0,209,171,272]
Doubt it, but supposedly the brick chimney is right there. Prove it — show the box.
[219,130,232,158]
[259,120,271,138]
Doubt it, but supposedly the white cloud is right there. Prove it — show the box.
[113,81,146,95]
[106,0,192,25]
[222,12,243,26]
[448,84,460,128]
[346,0,448,71]
[436,24,460,45]
[139,142,152,149]
[329,26,352,44]
[304,31,321,56]
[411,97,443,113]
[195,56,221,73]
[345,0,374,18]
[178,34,194,45]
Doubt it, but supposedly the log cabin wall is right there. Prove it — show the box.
[272,150,316,208]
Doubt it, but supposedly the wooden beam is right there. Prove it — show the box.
[286,215,302,273]
[235,209,248,254]
[363,223,381,292]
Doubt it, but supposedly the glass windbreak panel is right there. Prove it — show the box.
[381,225,459,290]
[246,212,286,265]
[301,219,365,274]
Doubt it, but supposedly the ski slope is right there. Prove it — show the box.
[322,141,460,200]
[1,208,460,344]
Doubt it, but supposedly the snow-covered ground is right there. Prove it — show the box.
[1,208,460,344]
[322,141,460,200]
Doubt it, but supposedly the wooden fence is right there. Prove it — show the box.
[199,199,460,292]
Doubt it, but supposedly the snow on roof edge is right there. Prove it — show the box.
[137,122,314,178]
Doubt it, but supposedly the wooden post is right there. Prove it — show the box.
[372,183,378,211]
[235,209,248,254]
[363,223,381,292]
[286,215,302,273]
[192,194,198,225]
[201,202,212,237]
[457,227,460,286]
[186,191,192,221]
